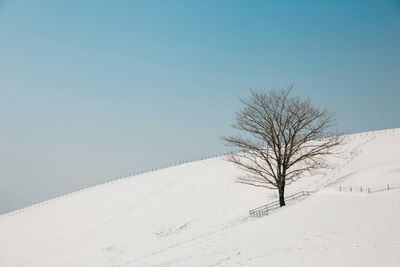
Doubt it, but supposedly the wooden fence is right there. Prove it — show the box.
[249,191,312,218]
[1,127,399,218]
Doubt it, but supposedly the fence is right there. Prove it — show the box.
[342,127,400,137]
[0,152,231,219]
[338,184,400,194]
[249,191,312,218]
[1,127,399,219]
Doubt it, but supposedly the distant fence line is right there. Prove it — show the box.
[0,152,231,219]
[342,127,400,137]
[339,184,400,194]
[1,127,399,219]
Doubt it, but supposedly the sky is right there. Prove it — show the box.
[0,0,399,214]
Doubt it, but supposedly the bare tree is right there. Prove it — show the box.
[223,87,342,207]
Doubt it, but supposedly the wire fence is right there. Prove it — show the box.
[338,184,400,194]
[0,152,231,219]
[1,127,399,219]
[342,127,400,137]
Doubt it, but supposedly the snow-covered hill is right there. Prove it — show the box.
[1,129,399,267]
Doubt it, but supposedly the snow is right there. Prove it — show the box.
[0,129,399,267]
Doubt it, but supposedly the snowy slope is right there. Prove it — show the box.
[0,129,399,267]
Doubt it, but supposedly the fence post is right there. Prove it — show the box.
[360,186,362,192]
[339,185,341,191]
[368,187,370,194]
[350,186,352,192]
[387,184,390,190]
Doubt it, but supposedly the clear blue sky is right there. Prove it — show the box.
[0,0,399,213]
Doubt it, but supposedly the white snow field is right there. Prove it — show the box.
[1,129,400,267]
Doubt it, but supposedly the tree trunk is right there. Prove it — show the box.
[278,186,286,207]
